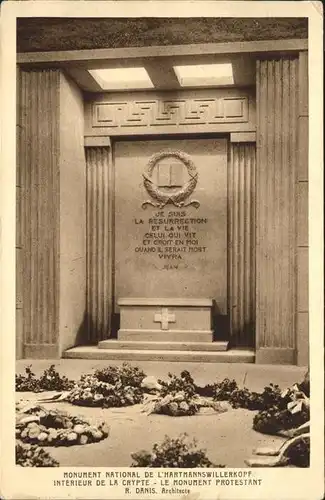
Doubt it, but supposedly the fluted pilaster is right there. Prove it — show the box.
[256,58,298,364]
[18,70,60,358]
[85,147,113,342]
[228,143,256,346]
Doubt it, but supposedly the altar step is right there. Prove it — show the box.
[99,340,229,351]
[63,344,255,363]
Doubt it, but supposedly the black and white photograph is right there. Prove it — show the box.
[0,2,323,500]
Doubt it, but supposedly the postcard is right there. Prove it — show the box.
[0,2,323,499]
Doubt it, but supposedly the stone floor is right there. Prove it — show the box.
[16,359,306,468]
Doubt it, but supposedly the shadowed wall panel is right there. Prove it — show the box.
[296,51,309,367]
[19,70,60,358]
[59,73,87,352]
[16,68,23,358]
[228,143,256,346]
[86,147,113,342]
[255,58,298,364]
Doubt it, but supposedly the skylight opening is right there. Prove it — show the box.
[88,67,154,90]
[173,63,234,87]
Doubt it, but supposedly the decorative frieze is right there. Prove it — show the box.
[85,89,256,136]
[94,97,248,127]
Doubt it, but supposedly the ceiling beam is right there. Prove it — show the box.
[65,67,102,92]
[144,59,180,90]
[17,39,308,67]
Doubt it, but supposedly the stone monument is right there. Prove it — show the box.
[103,138,228,349]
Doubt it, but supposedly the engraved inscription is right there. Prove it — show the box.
[134,209,208,271]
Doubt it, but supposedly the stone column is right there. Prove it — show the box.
[85,140,114,342]
[255,57,298,364]
[17,69,87,358]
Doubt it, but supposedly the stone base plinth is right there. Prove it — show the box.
[255,347,296,365]
[117,298,213,343]
[64,346,251,363]
[118,329,213,342]
[99,340,228,351]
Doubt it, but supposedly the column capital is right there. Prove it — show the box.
[84,136,111,148]
[230,132,256,143]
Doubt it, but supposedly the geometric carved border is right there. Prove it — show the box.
[92,96,248,130]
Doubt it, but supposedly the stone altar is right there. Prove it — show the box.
[117,298,213,342]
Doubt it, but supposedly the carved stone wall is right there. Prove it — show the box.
[85,88,256,136]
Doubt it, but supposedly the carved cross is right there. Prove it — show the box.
[154,307,176,330]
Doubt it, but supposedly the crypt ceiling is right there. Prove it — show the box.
[17,18,308,53]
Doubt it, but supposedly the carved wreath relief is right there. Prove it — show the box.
[141,151,200,209]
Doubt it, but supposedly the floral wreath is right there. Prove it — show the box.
[141,150,200,209]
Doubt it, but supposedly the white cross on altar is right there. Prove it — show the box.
[154,307,176,330]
